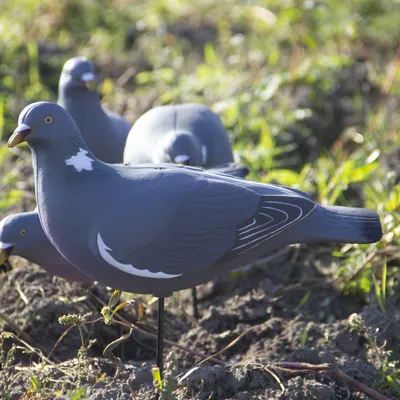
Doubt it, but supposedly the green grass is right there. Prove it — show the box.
[0,0,400,397]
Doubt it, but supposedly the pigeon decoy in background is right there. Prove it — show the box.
[124,103,249,316]
[9,102,382,388]
[58,56,130,163]
[123,103,237,168]
[0,211,92,283]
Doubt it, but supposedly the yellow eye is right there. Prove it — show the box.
[44,116,52,124]
[20,229,26,236]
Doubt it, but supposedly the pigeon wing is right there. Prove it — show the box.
[96,174,316,276]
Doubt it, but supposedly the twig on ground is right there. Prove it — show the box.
[272,361,392,400]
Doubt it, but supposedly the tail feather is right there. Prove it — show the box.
[292,205,383,244]
[317,206,382,244]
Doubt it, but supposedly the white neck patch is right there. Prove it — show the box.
[65,148,94,172]
[97,233,181,279]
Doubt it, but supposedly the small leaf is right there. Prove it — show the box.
[249,6,277,26]
[152,367,163,389]
[385,185,400,212]
[100,78,114,97]
[204,43,219,66]
[260,74,282,101]
[262,169,301,186]
[108,290,122,308]
[382,259,387,302]
[0,189,24,211]
[297,291,311,309]
[259,120,273,150]
[30,375,41,392]
[350,162,378,183]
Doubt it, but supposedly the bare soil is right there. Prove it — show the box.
[0,246,397,399]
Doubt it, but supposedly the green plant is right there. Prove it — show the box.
[373,260,387,313]
[348,313,400,395]
[152,351,180,400]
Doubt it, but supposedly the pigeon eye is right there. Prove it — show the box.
[44,116,52,124]
[20,229,26,236]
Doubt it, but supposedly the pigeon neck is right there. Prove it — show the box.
[59,89,101,112]
[30,131,97,174]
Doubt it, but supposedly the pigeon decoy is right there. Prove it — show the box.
[58,56,130,163]
[0,211,92,283]
[9,102,382,387]
[123,104,236,168]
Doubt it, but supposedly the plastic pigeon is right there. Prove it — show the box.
[0,211,92,283]
[123,104,240,171]
[9,102,383,298]
[58,56,130,163]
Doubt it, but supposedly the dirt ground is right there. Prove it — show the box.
[0,245,397,399]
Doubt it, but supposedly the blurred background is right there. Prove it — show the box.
[1,1,400,399]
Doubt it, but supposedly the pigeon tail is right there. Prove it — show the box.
[302,205,382,244]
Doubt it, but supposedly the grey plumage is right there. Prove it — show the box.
[58,56,130,163]
[197,162,249,178]
[0,211,92,283]
[9,102,382,298]
[123,104,235,168]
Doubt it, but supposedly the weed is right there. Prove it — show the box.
[348,313,400,395]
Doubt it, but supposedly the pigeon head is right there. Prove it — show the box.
[8,102,84,149]
[155,131,204,166]
[59,56,97,93]
[0,213,39,264]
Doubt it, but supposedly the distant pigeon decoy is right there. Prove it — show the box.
[123,104,236,169]
[9,101,382,384]
[0,211,92,283]
[58,56,130,163]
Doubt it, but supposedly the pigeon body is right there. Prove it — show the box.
[58,56,130,163]
[9,102,382,297]
[123,104,235,168]
[0,211,92,282]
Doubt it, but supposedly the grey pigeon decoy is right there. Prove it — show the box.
[123,104,236,169]
[9,101,382,383]
[58,56,130,163]
[0,211,92,283]
[0,162,246,287]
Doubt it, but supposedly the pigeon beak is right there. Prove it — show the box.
[81,72,97,91]
[174,155,190,166]
[0,242,14,264]
[8,124,32,148]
